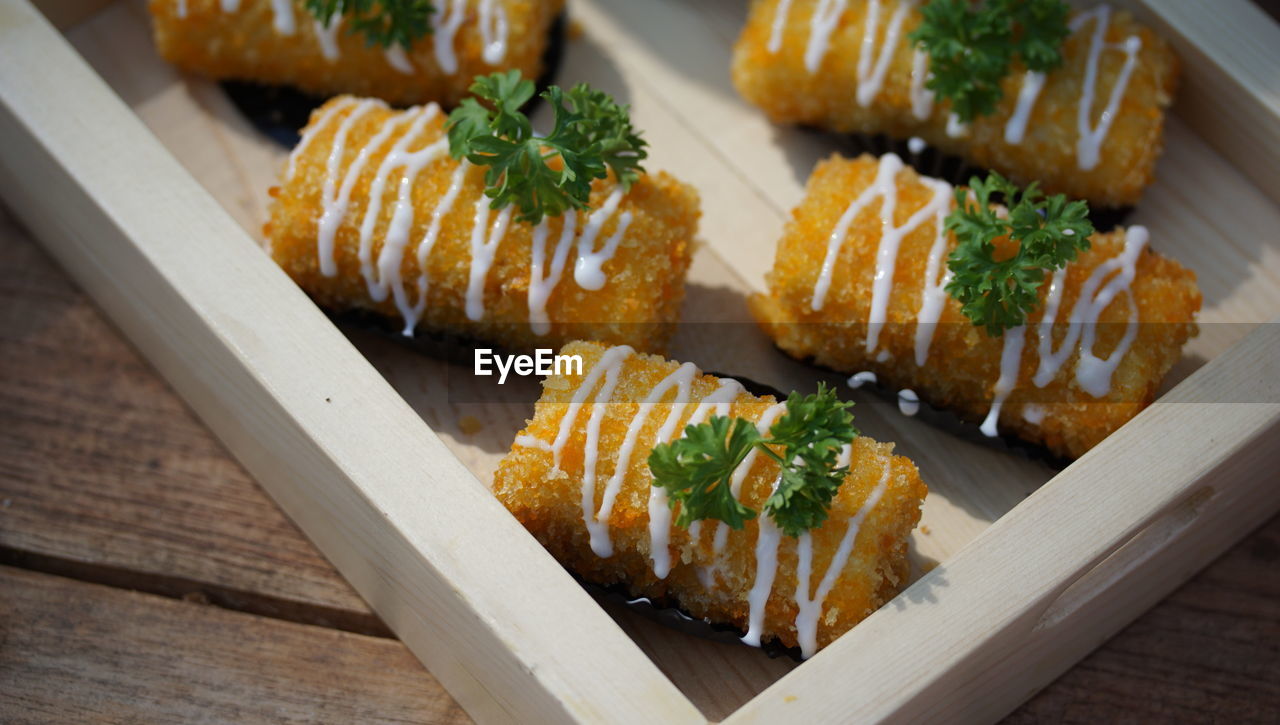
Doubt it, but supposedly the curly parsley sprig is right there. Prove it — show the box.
[445,71,648,225]
[909,0,1072,123]
[303,0,435,49]
[945,172,1094,336]
[648,383,858,538]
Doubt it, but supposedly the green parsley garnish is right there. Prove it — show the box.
[445,71,648,225]
[945,172,1094,336]
[303,1,435,49]
[909,0,1072,123]
[648,383,858,538]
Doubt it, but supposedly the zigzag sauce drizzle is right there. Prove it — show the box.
[306,103,630,333]
[809,156,1147,435]
[175,0,509,75]
[767,1,1142,169]
[793,456,889,658]
[516,357,890,659]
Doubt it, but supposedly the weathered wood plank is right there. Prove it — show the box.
[0,565,469,724]
[1009,514,1280,722]
[0,204,380,633]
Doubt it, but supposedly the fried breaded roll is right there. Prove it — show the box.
[493,341,927,656]
[149,0,563,107]
[265,97,698,353]
[733,0,1178,207]
[749,153,1201,459]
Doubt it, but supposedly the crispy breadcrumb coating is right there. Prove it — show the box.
[749,154,1201,459]
[732,0,1179,207]
[493,341,927,653]
[266,97,699,353]
[148,0,563,107]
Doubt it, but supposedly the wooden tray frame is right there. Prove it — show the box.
[2,0,1278,721]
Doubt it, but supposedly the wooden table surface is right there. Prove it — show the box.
[4,0,1280,718]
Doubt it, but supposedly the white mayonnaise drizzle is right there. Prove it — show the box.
[765,1,1143,170]
[811,154,952,362]
[516,360,893,657]
[793,458,889,657]
[699,402,787,590]
[980,326,1026,437]
[355,107,454,331]
[772,0,917,106]
[316,99,387,277]
[211,0,306,36]
[803,0,848,73]
[981,226,1148,435]
[742,472,784,648]
[1022,403,1046,425]
[854,0,915,106]
[810,156,1149,438]
[307,103,632,333]
[314,15,342,61]
[1004,71,1046,144]
[574,189,634,291]
[1033,226,1147,392]
[513,434,552,451]
[908,49,934,120]
[528,211,579,336]
[432,0,468,74]
[738,402,813,648]
[527,187,632,334]
[913,182,953,366]
[583,361,700,566]
[644,364,701,578]
[897,389,920,416]
[285,96,357,181]
[1031,267,1072,387]
[465,197,515,321]
[477,0,511,65]
[848,371,877,389]
[575,349,635,557]
[546,345,635,470]
[1071,6,1142,170]
[269,0,295,35]
[383,44,415,74]
[767,0,796,53]
[181,0,511,74]
[407,162,470,333]
[680,378,748,586]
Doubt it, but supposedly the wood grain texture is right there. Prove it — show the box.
[0,203,382,634]
[0,565,469,724]
[1008,517,1280,723]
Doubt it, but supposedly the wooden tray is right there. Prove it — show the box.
[2,0,1278,721]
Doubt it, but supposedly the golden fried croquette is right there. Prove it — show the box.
[749,154,1201,459]
[493,341,927,655]
[266,97,699,354]
[148,0,564,107]
[733,0,1179,207]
